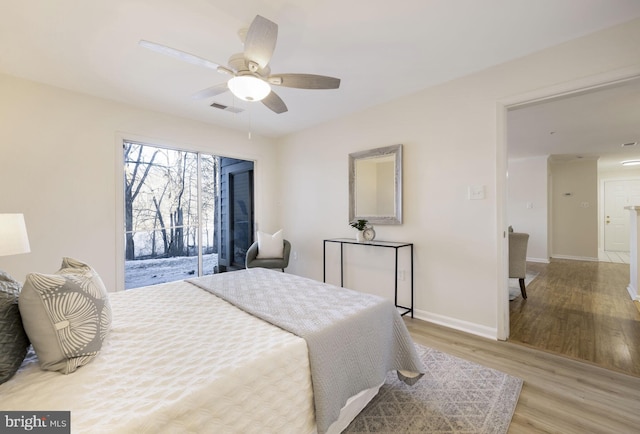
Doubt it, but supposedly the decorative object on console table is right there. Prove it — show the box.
[350,219,369,242]
[363,226,375,241]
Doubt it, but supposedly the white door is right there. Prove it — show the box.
[604,180,640,251]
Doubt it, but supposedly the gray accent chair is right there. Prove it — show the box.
[245,239,291,272]
[509,232,530,299]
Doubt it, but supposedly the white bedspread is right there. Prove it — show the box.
[190,268,425,434]
[0,280,316,433]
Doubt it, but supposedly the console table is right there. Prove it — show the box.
[323,238,414,317]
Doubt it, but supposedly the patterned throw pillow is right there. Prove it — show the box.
[0,271,30,384]
[19,258,112,374]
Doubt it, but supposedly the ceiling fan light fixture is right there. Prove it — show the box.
[621,160,640,166]
[140,15,339,114]
[228,75,271,101]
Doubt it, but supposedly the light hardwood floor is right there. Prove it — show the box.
[405,318,640,434]
[509,259,640,377]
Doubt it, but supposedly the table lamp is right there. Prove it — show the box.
[0,213,31,259]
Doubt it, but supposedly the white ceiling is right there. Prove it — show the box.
[1,0,640,148]
[508,78,640,170]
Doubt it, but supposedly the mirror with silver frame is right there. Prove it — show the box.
[349,144,402,225]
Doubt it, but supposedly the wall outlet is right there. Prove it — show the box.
[293,251,298,260]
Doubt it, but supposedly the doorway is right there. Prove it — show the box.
[501,73,640,343]
[602,179,640,254]
[122,141,254,289]
[216,158,255,272]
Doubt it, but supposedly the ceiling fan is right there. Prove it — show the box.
[139,15,341,114]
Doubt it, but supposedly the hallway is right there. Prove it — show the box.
[508,259,640,377]
[598,249,630,264]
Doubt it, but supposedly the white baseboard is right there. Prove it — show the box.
[550,254,599,262]
[627,285,639,301]
[412,309,498,340]
[527,257,550,264]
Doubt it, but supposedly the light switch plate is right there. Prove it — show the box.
[468,185,485,200]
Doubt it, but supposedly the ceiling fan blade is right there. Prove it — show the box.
[191,83,229,99]
[139,40,220,70]
[262,91,288,114]
[269,73,340,89]
[244,15,278,70]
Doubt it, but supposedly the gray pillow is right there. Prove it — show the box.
[0,271,30,384]
[19,258,112,374]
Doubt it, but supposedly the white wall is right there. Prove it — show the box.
[507,160,640,265]
[0,73,279,291]
[507,157,640,265]
[549,159,599,260]
[507,157,549,262]
[278,18,640,338]
[2,18,639,338]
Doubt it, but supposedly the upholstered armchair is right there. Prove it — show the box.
[509,232,530,299]
[245,239,291,272]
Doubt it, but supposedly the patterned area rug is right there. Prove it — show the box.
[344,344,522,433]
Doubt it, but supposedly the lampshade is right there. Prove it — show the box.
[0,213,31,257]
[227,75,271,101]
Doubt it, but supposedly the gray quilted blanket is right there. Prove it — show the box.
[188,268,424,434]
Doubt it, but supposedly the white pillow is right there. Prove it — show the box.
[256,230,284,259]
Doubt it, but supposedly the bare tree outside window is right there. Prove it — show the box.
[123,142,219,289]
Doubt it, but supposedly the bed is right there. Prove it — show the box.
[1,266,424,433]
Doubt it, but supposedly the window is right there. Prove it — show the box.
[123,141,253,289]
